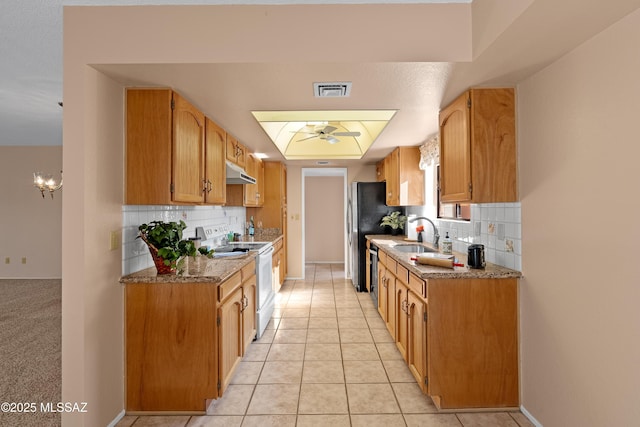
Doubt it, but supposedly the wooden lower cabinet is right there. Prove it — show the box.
[375,247,519,410]
[125,261,257,413]
[427,277,519,409]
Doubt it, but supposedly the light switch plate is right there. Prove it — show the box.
[110,230,121,251]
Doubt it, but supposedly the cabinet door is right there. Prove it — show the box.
[243,154,258,206]
[218,286,243,394]
[204,118,227,204]
[385,275,397,340]
[226,135,246,167]
[395,280,409,361]
[242,275,257,351]
[172,92,205,203]
[439,91,471,203]
[408,291,428,393]
[377,264,387,321]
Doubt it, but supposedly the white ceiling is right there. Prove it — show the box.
[4,0,640,166]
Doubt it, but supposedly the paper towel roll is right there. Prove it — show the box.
[407,215,417,241]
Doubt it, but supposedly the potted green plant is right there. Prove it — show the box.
[380,211,407,236]
[138,220,201,275]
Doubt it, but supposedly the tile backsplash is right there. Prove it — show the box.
[412,203,522,271]
[122,202,522,275]
[122,205,246,275]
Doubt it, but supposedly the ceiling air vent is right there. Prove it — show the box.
[313,82,352,98]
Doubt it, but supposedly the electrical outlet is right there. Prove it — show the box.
[21,257,27,264]
[497,223,506,241]
[450,228,458,239]
[474,221,481,237]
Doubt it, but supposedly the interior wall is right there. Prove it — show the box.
[0,146,62,278]
[304,176,344,263]
[518,8,640,426]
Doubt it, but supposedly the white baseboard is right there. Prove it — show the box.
[521,405,543,427]
[106,410,126,427]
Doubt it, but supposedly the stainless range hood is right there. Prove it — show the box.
[226,161,256,185]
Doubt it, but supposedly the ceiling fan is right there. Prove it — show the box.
[295,125,361,144]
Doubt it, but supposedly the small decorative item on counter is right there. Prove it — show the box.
[441,232,453,254]
[138,220,214,275]
[416,225,424,242]
[138,220,189,275]
[380,211,407,236]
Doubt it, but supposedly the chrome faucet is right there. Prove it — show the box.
[408,217,440,249]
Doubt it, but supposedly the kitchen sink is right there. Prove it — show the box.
[392,244,436,253]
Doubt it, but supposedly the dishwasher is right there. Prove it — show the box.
[369,243,379,307]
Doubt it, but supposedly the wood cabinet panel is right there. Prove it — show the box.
[125,283,217,411]
[427,278,518,408]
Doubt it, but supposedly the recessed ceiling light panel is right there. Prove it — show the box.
[314,82,352,98]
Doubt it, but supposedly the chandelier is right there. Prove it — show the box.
[33,171,63,199]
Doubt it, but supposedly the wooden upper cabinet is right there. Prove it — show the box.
[226,135,246,168]
[439,88,517,203]
[242,153,263,207]
[204,118,227,205]
[384,147,424,206]
[126,88,205,205]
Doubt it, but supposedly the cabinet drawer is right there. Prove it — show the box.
[386,258,397,275]
[218,271,242,302]
[408,272,426,298]
[241,260,256,282]
[396,264,409,285]
[379,250,387,266]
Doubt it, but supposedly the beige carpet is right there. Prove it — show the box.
[0,279,61,427]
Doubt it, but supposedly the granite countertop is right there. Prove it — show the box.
[366,234,522,280]
[120,232,283,285]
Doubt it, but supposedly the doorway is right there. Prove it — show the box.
[301,168,348,279]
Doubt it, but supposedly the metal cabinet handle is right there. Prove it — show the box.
[206,180,212,193]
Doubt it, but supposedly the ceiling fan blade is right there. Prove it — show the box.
[332,131,361,137]
[319,125,337,134]
[296,135,318,142]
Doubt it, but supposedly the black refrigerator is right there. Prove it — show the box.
[348,181,404,291]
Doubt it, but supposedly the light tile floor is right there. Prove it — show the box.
[117,263,535,427]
